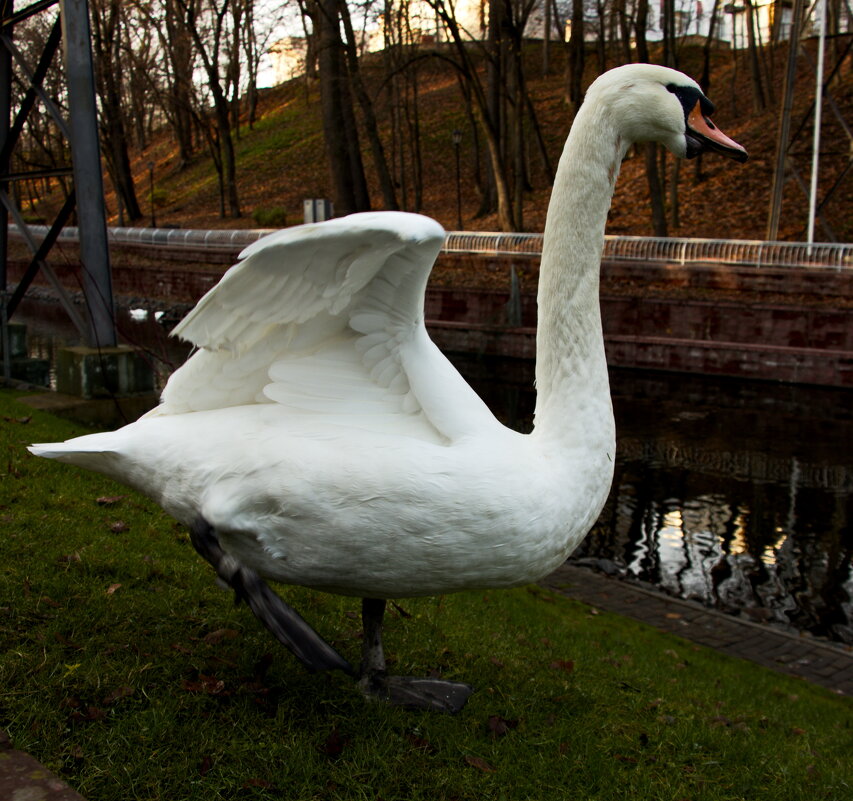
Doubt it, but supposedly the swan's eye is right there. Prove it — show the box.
[666,84,716,124]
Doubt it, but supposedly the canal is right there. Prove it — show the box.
[12,297,853,646]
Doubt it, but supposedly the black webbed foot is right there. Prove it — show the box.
[358,597,474,714]
[190,518,354,676]
[365,675,475,714]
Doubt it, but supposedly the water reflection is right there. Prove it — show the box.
[450,354,853,645]
[15,297,190,391]
[10,305,853,644]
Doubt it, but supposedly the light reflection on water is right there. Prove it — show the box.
[449,354,853,645]
[11,302,853,645]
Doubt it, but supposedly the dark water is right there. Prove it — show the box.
[14,297,191,390]
[11,300,853,645]
[452,354,853,646]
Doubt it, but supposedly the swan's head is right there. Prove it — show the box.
[586,64,748,162]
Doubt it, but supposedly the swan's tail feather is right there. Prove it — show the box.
[29,442,92,460]
[28,432,123,475]
[190,518,355,676]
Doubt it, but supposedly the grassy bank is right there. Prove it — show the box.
[1,389,851,800]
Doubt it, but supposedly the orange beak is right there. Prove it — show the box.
[686,101,748,162]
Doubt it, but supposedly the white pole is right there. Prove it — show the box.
[807,0,827,245]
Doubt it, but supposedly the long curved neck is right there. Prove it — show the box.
[532,101,627,446]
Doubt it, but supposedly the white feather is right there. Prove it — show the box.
[29,66,741,600]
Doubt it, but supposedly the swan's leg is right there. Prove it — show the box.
[189,518,354,676]
[358,597,474,714]
[358,597,388,693]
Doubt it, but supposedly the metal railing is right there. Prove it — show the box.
[12,225,853,270]
[13,224,276,252]
[444,231,543,257]
[445,232,853,271]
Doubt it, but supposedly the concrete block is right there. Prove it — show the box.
[6,322,28,359]
[55,345,154,399]
[11,358,50,386]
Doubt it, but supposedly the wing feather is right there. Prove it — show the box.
[149,212,499,443]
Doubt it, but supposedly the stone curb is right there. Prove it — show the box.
[542,563,853,697]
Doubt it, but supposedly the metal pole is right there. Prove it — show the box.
[60,0,116,348]
[0,2,12,380]
[766,0,803,241]
[807,0,827,246]
[452,129,462,230]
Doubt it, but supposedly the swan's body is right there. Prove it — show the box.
[31,65,746,710]
[37,210,610,599]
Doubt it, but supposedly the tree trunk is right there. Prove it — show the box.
[182,0,241,217]
[635,0,650,63]
[567,0,585,111]
[669,155,680,229]
[695,0,722,182]
[312,0,370,215]
[163,0,195,167]
[662,0,676,67]
[595,0,606,73]
[91,0,142,221]
[645,143,667,236]
[745,0,766,111]
[338,0,398,209]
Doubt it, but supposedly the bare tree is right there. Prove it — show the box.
[172,0,243,217]
[382,2,426,212]
[304,0,371,215]
[91,0,143,221]
[633,0,667,235]
[339,0,398,209]
[145,0,198,167]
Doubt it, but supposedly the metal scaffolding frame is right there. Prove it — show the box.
[0,0,115,381]
[766,0,853,243]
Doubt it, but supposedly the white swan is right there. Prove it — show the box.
[30,64,746,712]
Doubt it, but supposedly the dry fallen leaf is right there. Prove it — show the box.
[103,685,134,705]
[243,778,276,789]
[182,674,226,695]
[405,733,436,753]
[487,714,519,738]
[96,495,126,506]
[106,583,122,596]
[320,725,349,757]
[465,755,496,773]
[203,628,239,645]
[54,632,82,650]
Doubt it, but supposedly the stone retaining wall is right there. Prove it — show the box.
[7,251,852,387]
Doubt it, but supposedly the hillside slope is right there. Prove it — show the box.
[114,41,852,243]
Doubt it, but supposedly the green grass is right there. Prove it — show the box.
[1,388,851,800]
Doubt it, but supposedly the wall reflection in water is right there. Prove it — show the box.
[450,354,853,645]
[12,304,853,645]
